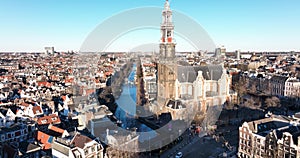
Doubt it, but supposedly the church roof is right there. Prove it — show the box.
[177,65,223,82]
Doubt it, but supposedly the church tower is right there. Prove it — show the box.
[157,0,177,106]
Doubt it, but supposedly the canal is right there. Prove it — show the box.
[115,63,155,137]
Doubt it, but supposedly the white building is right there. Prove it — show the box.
[238,115,300,158]
[45,47,55,54]
[176,65,231,111]
[52,132,104,158]
[284,77,300,99]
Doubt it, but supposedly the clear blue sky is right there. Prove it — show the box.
[0,0,299,52]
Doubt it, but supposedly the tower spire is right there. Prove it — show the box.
[157,0,177,106]
[164,0,170,10]
[160,0,175,59]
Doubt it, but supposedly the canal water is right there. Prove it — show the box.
[115,64,156,141]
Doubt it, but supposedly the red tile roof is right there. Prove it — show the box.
[37,131,52,149]
[48,125,64,134]
[61,95,67,101]
[65,78,74,83]
[85,89,95,96]
[20,102,30,107]
[105,71,112,76]
[37,81,52,88]
[37,114,61,125]
[143,63,156,67]
[32,106,43,115]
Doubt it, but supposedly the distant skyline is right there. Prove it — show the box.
[1,0,300,52]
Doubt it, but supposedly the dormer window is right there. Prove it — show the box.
[51,117,57,121]
[41,119,47,124]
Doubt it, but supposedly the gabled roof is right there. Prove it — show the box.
[48,124,65,134]
[6,108,16,117]
[71,132,93,149]
[0,108,8,116]
[32,106,43,115]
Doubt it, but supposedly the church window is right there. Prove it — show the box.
[182,85,187,95]
[188,85,192,95]
[198,82,202,96]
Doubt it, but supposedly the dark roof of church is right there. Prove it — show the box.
[177,65,223,82]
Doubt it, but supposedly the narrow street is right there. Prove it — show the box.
[159,124,239,158]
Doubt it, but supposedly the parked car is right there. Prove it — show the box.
[175,152,183,158]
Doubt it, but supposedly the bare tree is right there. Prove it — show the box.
[233,77,247,104]
[265,96,280,108]
[106,146,139,158]
[249,84,257,94]
[243,98,256,109]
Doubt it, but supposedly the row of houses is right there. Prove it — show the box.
[0,52,133,158]
[238,113,300,158]
[242,73,300,99]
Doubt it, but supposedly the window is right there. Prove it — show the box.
[76,155,82,158]
[188,85,192,96]
[51,117,57,121]
[167,31,171,37]
[73,150,82,158]
[48,136,53,143]
[84,149,88,155]
[41,119,47,124]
